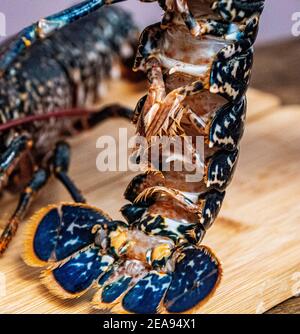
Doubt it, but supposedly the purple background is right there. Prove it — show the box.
[0,0,299,44]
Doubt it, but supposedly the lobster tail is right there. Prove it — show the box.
[24,202,221,313]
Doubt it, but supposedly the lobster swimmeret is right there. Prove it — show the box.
[21,0,265,313]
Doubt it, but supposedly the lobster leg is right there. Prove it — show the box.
[198,15,259,42]
[0,0,126,75]
[0,134,33,190]
[96,244,221,314]
[155,0,200,36]
[0,140,87,255]
[52,141,86,204]
[0,103,133,255]
[84,104,134,128]
[134,22,165,73]
[0,168,50,255]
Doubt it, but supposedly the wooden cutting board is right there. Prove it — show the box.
[1,81,299,314]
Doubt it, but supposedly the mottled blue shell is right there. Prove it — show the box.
[211,47,253,101]
[122,272,171,314]
[51,246,114,294]
[164,246,221,313]
[212,0,265,22]
[206,149,239,191]
[32,204,111,263]
[209,97,246,151]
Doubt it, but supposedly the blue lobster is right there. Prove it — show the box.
[0,0,265,314]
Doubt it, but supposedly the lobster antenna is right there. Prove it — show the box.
[0,108,95,132]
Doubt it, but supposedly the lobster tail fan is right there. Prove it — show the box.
[23,205,61,267]
[92,261,173,314]
[23,203,112,266]
[41,246,115,299]
[23,202,117,299]
[23,202,221,312]
[121,272,172,314]
[92,245,221,314]
[163,245,222,313]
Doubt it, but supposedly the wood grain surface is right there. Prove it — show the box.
[251,39,300,314]
[1,81,300,314]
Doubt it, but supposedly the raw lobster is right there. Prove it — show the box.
[23,0,265,314]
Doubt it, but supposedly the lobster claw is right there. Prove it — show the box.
[163,245,222,313]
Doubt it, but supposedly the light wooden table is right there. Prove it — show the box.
[1,81,300,314]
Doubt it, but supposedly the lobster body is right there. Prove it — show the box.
[0,5,137,254]
[0,6,137,187]
[23,0,265,314]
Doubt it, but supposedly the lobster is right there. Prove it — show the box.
[0,2,139,254]
[22,0,265,314]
